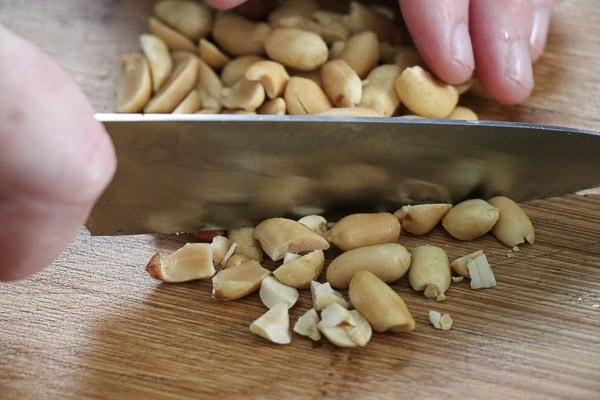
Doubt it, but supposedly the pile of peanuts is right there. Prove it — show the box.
[146,196,535,347]
[116,0,478,119]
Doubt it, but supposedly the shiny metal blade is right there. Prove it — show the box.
[87,113,600,235]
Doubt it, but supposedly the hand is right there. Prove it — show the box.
[0,24,116,280]
[207,0,555,105]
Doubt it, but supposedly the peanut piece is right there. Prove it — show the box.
[257,97,286,115]
[245,60,290,99]
[172,89,201,113]
[197,57,223,112]
[337,31,380,79]
[326,243,411,289]
[320,59,362,107]
[210,235,231,266]
[115,54,152,113]
[154,0,212,41]
[359,64,402,116]
[467,253,497,289]
[448,106,478,120]
[394,203,452,236]
[140,34,172,92]
[429,310,453,330]
[144,51,198,113]
[320,303,356,328]
[272,249,325,289]
[212,13,270,56]
[349,270,415,333]
[487,196,535,247]
[317,304,372,348]
[284,76,332,115]
[408,245,451,301]
[450,249,484,278]
[442,199,500,241]
[148,16,197,52]
[223,253,251,269]
[264,27,328,71]
[145,243,215,282]
[326,212,401,251]
[212,259,271,301]
[310,281,348,311]
[293,308,321,341]
[249,302,291,344]
[395,66,459,118]
[259,276,299,309]
[297,215,328,236]
[268,0,319,26]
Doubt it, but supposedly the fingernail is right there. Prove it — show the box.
[451,23,475,74]
[506,40,534,91]
[529,5,552,60]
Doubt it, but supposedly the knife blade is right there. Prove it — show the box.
[87,113,600,235]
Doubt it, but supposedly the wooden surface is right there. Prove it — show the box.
[1,1,599,399]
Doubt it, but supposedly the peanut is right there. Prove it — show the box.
[293,308,321,341]
[320,59,362,107]
[139,34,172,92]
[154,0,212,41]
[115,54,152,113]
[442,199,500,241]
[284,76,332,115]
[408,245,451,301]
[172,89,201,113]
[227,227,264,262]
[221,55,265,87]
[148,16,197,53]
[145,243,215,283]
[325,212,401,251]
[349,270,415,333]
[487,196,535,247]
[250,302,291,344]
[395,65,459,118]
[264,27,328,71]
[212,259,271,301]
[326,243,411,289]
[222,78,266,111]
[259,276,299,309]
[212,13,271,56]
[272,249,325,289]
[394,203,452,235]
[359,64,402,116]
[244,60,290,99]
[198,38,230,70]
[337,31,380,78]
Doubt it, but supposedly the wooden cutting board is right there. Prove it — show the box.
[0,1,599,399]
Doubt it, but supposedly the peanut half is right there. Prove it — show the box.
[442,199,500,241]
[359,64,402,117]
[349,270,415,333]
[408,245,451,301]
[284,76,332,115]
[259,276,299,309]
[154,0,212,41]
[326,243,411,289]
[450,249,484,278]
[245,60,290,99]
[145,243,215,283]
[337,30,380,79]
[487,196,535,247]
[320,59,362,107]
[115,54,152,113]
[272,249,325,289]
[325,212,401,251]
[140,34,173,92]
[227,226,264,262]
[264,27,328,71]
[148,16,197,53]
[212,13,270,56]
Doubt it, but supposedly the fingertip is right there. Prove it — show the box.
[529,0,555,62]
[205,0,248,10]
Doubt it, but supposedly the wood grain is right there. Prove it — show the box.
[1,1,599,399]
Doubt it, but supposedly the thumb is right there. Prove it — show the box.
[0,24,116,280]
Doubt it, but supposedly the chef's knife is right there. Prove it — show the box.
[87,114,600,235]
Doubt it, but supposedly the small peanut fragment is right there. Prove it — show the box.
[115,54,152,113]
[310,281,348,311]
[394,203,452,235]
[148,16,197,52]
[154,0,212,40]
[212,13,271,56]
[320,59,362,107]
[212,259,271,301]
[272,249,325,289]
[429,310,453,330]
[349,270,415,333]
[326,212,401,251]
[250,302,291,344]
[245,60,290,99]
[320,302,356,328]
[359,64,402,116]
[140,34,172,92]
[223,253,251,269]
[337,31,380,79]
[408,245,451,301]
[297,215,328,236]
[450,249,484,278]
[144,51,199,113]
[326,243,411,289]
[487,196,535,247]
[395,66,459,118]
[210,235,230,266]
[284,77,332,115]
[254,217,330,261]
[293,308,321,341]
[145,243,215,283]
[317,304,372,348]
[264,27,328,71]
[259,276,299,309]
[442,199,500,241]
